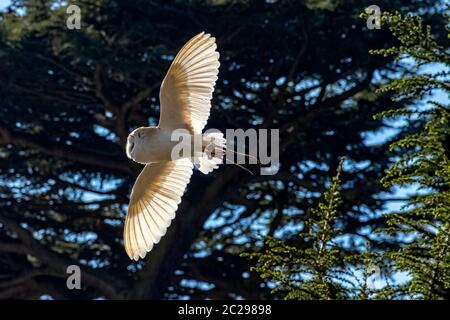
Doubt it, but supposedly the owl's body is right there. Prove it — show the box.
[127,127,224,165]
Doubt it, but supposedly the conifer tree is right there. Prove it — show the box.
[372,12,450,299]
[246,10,450,300]
[244,160,382,299]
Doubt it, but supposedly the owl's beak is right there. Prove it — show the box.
[126,135,135,160]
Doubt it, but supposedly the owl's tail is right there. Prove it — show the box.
[193,132,226,174]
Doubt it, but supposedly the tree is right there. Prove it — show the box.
[246,9,450,300]
[244,159,370,300]
[0,0,445,299]
[372,11,450,299]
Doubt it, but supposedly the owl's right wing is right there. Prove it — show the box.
[124,158,193,260]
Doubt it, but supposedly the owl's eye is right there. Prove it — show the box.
[137,131,142,138]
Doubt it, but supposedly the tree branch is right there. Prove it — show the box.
[121,83,160,115]
[93,64,119,114]
[0,215,127,299]
[0,126,132,174]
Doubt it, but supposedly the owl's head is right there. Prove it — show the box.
[126,127,148,163]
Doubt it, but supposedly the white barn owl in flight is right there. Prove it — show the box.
[124,32,224,260]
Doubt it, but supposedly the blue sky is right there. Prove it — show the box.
[0,0,11,11]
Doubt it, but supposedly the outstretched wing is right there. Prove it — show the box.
[158,32,220,134]
[124,158,193,260]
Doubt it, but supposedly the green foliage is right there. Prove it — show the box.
[373,11,450,299]
[244,160,383,299]
[246,10,450,300]
[370,12,450,100]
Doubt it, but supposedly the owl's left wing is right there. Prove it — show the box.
[124,158,193,260]
[158,32,220,134]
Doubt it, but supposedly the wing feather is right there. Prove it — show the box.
[124,159,193,260]
[159,32,220,134]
